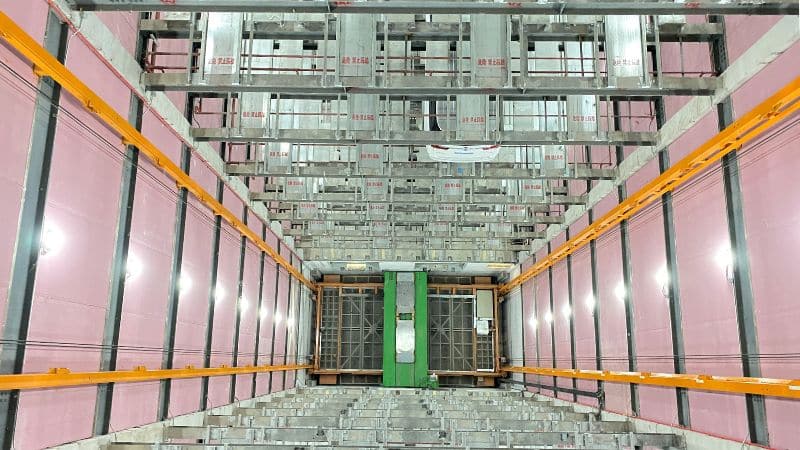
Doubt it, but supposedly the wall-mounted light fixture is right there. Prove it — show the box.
[585,294,596,313]
[614,283,627,303]
[260,306,269,320]
[715,245,735,285]
[125,253,143,281]
[274,312,283,325]
[655,265,670,299]
[178,272,192,295]
[544,310,553,324]
[561,304,572,319]
[529,317,538,330]
[214,284,226,303]
[39,223,64,257]
[239,296,248,313]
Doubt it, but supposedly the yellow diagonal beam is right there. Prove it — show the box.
[503,366,800,399]
[0,12,316,291]
[500,76,800,295]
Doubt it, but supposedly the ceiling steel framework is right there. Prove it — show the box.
[140,19,724,43]
[69,0,799,15]
[81,1,797,266]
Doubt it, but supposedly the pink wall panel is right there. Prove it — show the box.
[271,269,291,392]
[256,259,278,394]
[95,12,139,56]
[739,120,800,448]
[673,170,747,442]
[0,9,43,331]
[627,207,677,425]
[569,245,597,406]
[170,201,215,416]
[207,226,239,407]
[533,273,551,394]
[594,228,631,415]
[550,261,571,400]
[235,243,260,397]
[110,162,177,430]
[15,45,128,449]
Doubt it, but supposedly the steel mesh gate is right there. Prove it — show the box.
[318,286,383,371]
[428,286,496,373]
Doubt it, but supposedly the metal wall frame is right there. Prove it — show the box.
[709,15,769,445]
[0,10,68,448]
[93,18,147,434]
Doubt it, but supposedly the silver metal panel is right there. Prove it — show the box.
[605,15,646,82]
[396,319,415,363]
[358,144,383,169]
[471,14,508,81]
[396,272,415,314]
[476,290,494,319]
[203,13,243,76]
[338,13,376,78]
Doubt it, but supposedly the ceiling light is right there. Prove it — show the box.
[544,311,553,324]
[529,317,538,330]
[487,263,514,270]
[561,304,571,318]
[345,263,367,271]
[239,296,248,313]
[585,294,595,312]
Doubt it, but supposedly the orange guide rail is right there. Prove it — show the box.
[503,366,800,400]
[0,12,315,291]
[500,76,800,295]
[0,364,311,391]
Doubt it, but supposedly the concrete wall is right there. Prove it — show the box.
[0,2,302,448]
[520,16,800,450]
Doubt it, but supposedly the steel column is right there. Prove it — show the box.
[250,223,267,397]
[280,254,294,389]
[586,147,605,405]
[268,246,282,393]
[613,102,639,416]
[709,15,769,445]
[547,244,556,391]
[653,94,691,427]
[565,229,578,402]
[0,10,68,449]
[200,103,228,409]
[158,94,194,422]
[230,144,252,402]
[93,19,147,435]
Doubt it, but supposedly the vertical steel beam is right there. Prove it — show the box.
[281,254,294,389]
[230,144,252,403]
[709,15,769,445]
[653,90,691,426]
[158,94,194,422]
[268,246,282,393]
[200,100,229,410]
[519,273,528,387]
[613,102,639,416]
[546,244,557,390]
[586,147,604,404]
[0,11,68,448]
[565,229,578,402]
[93,18,147,435]
[250,222,267,397]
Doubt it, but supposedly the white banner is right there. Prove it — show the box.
[426,144,501,163]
